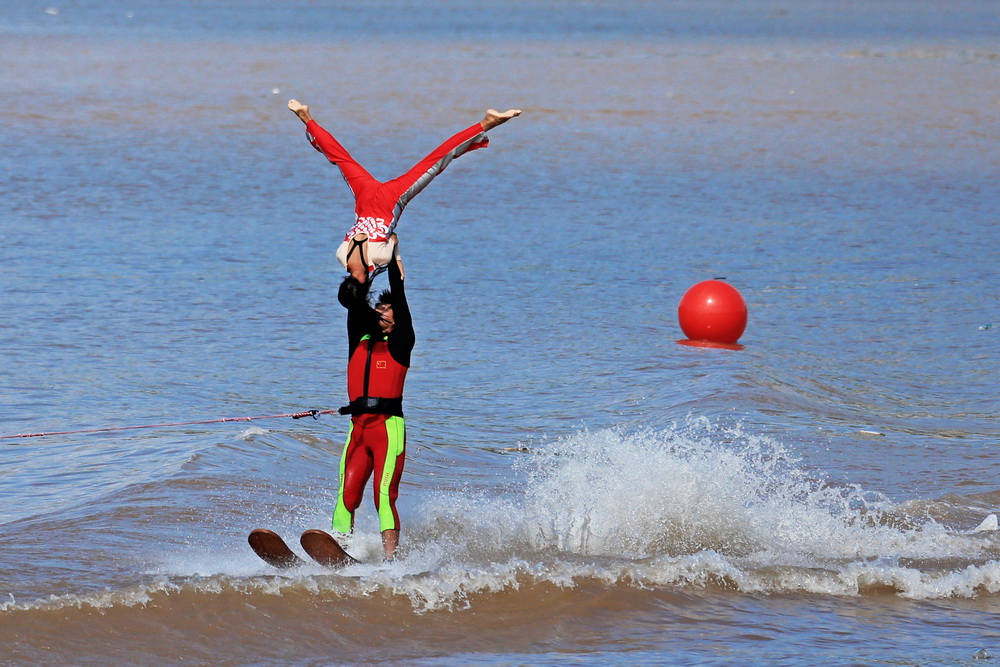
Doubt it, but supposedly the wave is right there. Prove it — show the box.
[4,421,998,617]
[4,553,1000,620]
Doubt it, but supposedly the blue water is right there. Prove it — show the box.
[1,1,999,664]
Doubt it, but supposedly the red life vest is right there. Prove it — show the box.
[347,334,408,402]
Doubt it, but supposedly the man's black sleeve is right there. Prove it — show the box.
[386,258,414,368]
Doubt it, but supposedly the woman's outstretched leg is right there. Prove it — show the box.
[383,108,522,212]
[289,99,378,196]
[290,99,382,282]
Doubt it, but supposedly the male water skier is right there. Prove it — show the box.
[287,99,521,283]
[334,245,412,560]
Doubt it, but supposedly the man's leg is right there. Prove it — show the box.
[333,421,375,534]
[382,529,399,560]
[371,415,406,560]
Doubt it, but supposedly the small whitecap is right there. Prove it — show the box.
[972,514,998,533]
[239,426,269,440]
[272,87,281,95]
[45,7,60,15]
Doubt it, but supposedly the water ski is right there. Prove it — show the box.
[300,529,359,568]
[248,528,307,569]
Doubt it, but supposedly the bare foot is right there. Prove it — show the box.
[288,99,313,124]
[481,108,521,131]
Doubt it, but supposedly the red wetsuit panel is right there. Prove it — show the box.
[346,336,408,402]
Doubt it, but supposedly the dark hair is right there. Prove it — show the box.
[376,289,393,306]
[339,275,368,304]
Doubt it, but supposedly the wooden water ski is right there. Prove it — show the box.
[248,528,307,569]
[300,529,359,568]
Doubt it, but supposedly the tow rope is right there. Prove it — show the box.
[0,408,340,440]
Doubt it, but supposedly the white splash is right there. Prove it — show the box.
[427,421,990,563]
[410,420,1000,605]
[973,514,998,533]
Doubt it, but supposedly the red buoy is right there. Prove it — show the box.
[677,280,748,346]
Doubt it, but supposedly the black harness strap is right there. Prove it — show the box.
[344,237,368,269]
[338,396,403,417]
